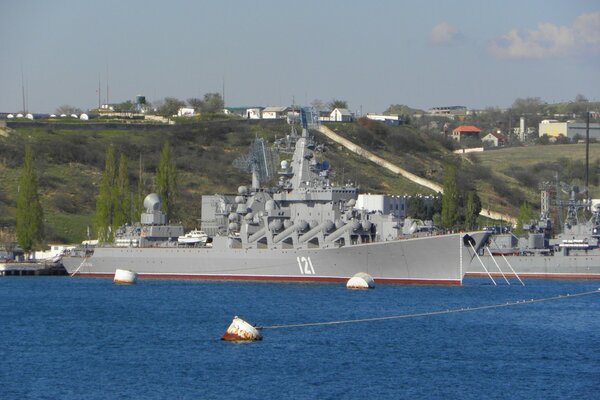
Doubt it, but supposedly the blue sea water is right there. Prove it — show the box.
[1,277,599,400]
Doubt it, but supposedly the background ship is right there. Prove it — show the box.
[62,108,490,284]
[468,184,600,280]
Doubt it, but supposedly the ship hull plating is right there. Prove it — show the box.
[62,231,490,285]
[466,253,600,280]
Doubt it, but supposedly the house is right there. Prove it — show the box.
[262,106,290,119]
[223,107,264,119]
[429,106,467,119]
[452,125,481,141]
[482,131,507,147]
[330,108,354,122]
[538,120,600,140]
[177,107,195,117]
[318,110,332,121]
[365,113,403,125]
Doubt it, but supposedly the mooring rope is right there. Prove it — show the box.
[258,289,600,330]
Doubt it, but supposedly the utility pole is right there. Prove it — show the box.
[98,73,102,109]
[585,110,590,207]
[21,65,26,113]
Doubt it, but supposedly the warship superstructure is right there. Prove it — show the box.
[62,109,490,284]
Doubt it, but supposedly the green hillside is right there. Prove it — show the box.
[0,120,433,244]
[1,119,598,244]
[468,143,600,215]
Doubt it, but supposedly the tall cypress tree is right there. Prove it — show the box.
[155,141,177,222]
[464,191,481,230]
[113,153,131,229]
[16,145,44,254]
[132,154,145,222]
[441,164,459,230]
[94,146,116,242]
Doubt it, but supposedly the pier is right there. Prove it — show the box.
[0,262,67,276]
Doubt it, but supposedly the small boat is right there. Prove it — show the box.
[178,229,208,245]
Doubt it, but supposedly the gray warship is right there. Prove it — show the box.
[467,185,600,280]
[62,109,491,284]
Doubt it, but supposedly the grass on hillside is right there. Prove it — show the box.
[471,143,600,215]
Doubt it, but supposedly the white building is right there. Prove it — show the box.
[262,106,290,119]
[34,244,76,262]
[355,194,434,218]
[223,107,263,119]
[177,107,195,117]
[330,108,354,122]
[481,132,507,147]
[365,113,402,125]
[538,120,600,140]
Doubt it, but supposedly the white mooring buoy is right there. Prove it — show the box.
[221,316,262,341]
[113,269,138,284]
[346,272,375,289]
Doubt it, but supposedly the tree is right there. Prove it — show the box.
[201,92,224,113]
[155,141,178,222]
[157,97,186,117]
[55,104,82,115]
[383,104,422,116]
[113,153,131,229]
[132,155,146,222]
[94,146,116,242]
[511,97,545,116]
[16,145,44,255]
[310,99,326,112]
[441,164,459,230]
[515,202,535,235]
[464,191,481,230]
[328,99,348,110]
[187,97,204,110]
[113,100,136,112]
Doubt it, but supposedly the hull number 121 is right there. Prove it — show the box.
[297,256,315,275]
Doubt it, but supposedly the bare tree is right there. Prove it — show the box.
[328,99,348,110]
[201,93,224,113]
[55,105,82,115]
[310,99,326,112]
[157,97,185,117]
[187,97,204,110]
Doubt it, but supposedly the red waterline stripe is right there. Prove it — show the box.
[465,272,600,279]
[70,272,461,285]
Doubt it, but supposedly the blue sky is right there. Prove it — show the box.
[1,0,599,114]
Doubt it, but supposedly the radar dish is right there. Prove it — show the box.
[143,193,161,211]
[233,137,279,185]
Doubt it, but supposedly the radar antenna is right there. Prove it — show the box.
[233,137,278,189]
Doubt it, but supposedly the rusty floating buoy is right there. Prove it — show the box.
[221,316,262,341]
[113,268,138,284]
[346,272,375,289]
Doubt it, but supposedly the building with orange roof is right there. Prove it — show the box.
[452,125,481,142]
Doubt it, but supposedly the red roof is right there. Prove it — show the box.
[489,132,506,140]
[453,125,481,132]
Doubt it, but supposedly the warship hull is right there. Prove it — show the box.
[62,231,490,285]
[466,253,600,280]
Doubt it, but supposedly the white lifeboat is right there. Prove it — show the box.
[177,229,208,245]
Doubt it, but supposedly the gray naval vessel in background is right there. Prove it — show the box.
[62,108,490,285]
[467,185,600,280]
